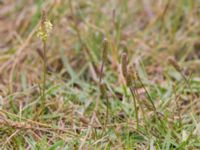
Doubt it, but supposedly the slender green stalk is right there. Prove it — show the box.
[41,40,47,107]
[129,86,139,129]
[138,77,157,113]
[168,57,195,114]
[99,40,109,129]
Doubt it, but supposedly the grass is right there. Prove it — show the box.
[0,0,200,149]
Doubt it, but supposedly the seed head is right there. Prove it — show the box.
[121,52,128,79]
[37,10,53,41]
[126,73,133,87]
[168,57,182,72]
[102,39,108,62]
[100,83,107,98]
[129,66,138,81]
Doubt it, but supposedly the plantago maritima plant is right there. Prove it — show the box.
[168,57,195,114]
[121,53,139,129]
[37,10,53,112]
[99,39,109,128]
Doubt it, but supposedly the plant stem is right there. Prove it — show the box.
[180,72,195,113]
[42,40,47,108]
[129,87,139,129]
[138,77,157,113]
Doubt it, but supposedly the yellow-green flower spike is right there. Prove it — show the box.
[37,10,53,41]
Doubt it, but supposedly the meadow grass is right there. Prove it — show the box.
[0,0,200,149]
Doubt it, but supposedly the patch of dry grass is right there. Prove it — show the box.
[0,0,200,149]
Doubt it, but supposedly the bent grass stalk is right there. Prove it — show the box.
[168,57,195,114]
